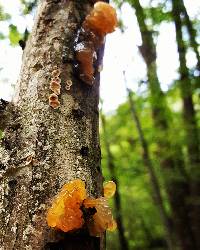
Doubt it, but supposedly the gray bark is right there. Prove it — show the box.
[0,0,104,249]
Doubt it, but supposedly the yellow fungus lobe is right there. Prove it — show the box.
[107,219,117,231]
[47,179,87,232]
[103,181,116,198]
[83,197,117,236]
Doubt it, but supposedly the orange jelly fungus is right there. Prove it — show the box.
[83,2,118,36]
[47,179,87,232]
[83,197,117,236]
[75,2,117,85]
[75,46,94,85]
[103,181,116,198]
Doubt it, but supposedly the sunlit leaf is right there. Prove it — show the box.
[8,24,22,46]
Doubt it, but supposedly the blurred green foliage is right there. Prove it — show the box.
[0,4,11,21]
[20,0,38,14]
[101,93,169,249]
[0,1,37,46]
[8,24,22,46]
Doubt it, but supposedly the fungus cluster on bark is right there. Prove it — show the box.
[75,1,117,85]
[46,179,117,237]
[49,68,61,109]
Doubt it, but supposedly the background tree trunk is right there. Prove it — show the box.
[178,0,200,74]
[171,1,200,248]
[125,82,173,250]
[0,1,105,249]
[131,0,196,249]
[101,112,129,250]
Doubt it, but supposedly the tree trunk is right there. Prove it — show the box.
[171,1,200,248]
[179,0,200,74]
[131,0,196,249]
[0,1,105,249]
[101,112,129,250]
[125,83,173,250]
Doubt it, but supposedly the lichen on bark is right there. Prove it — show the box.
[0,0,104,249]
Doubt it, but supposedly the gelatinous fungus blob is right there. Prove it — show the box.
[75,44,94,85]
[75,2,117,85]
[47,179,117,236]
[47,179,87,232]
[103,181,116,198]
[49,93,60,109]
[83,2,118,36]
[83,197,117,236]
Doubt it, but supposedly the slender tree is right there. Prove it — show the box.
[124,75,173,249]
[178,0,200,74]
[171,0,200,248]
[101,111,129,250]
[128,0,196,249]
[0,1,106,249]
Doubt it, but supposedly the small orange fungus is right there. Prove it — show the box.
[83,197,117,236]
[47,179,87,232]
[50,80,61,95]
[49,93,60,109]
[103,181,116,198]
[51,69,61,78]
[83,2,118,36]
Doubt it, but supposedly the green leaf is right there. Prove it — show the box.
[145,5,172,25]
[8,24,22,46]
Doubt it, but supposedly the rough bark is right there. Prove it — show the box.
[125,83,173,250]
[0,0,105,249]
[171,1,200,248]
[131,0,196,249]
[100,112,129,250]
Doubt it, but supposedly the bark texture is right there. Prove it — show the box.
[0,0,105,249]
[131,0,196,249]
